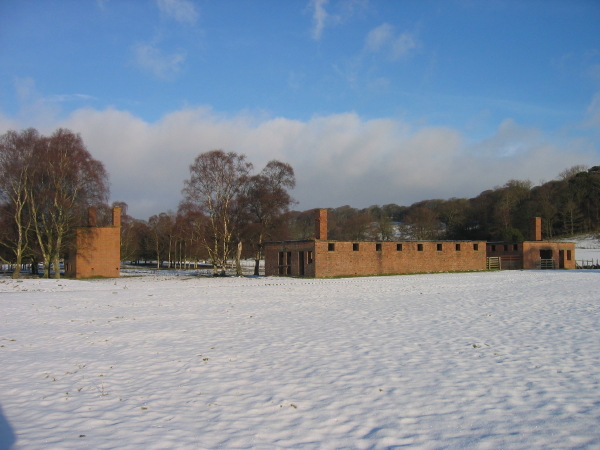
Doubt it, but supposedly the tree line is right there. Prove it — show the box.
[118,150,296,276]
[287,164,600,242]
[118,162,598,275]
[2,127,596,279]
[0,129,297,278]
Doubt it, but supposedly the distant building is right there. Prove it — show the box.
[263,209,575,278]
[64,207,121,278]
[486,217,575,270]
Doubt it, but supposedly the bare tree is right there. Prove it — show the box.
[243,160,296,275]
[0,129,38,278]
[28,129,109,278]
[148,212,176,269]
[182,150,252,274]
[403,206,441,240]
[558,165,588,181]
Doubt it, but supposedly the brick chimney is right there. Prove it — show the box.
[112,207,121,227]
[88,207,97,227]
[315,208,328,240]
[530,217,542,241]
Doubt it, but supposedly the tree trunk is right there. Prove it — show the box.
[52,253,61,279]
[12,253,22,279]
[236,241,243,277]
[31,257,38,276]
[254,259,260,276]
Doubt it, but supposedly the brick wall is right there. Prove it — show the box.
[486,241,576,269]
[522,241,576,269]
[314,240,486,277]
[315,209,327,240]
[264,241,316,277]
[265,240,486,278]
[65,227,121,278]
[64,207,121,278]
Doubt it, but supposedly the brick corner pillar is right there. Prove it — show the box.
[530,217,542,241]
[112,206,121,227]
[88,207,97,227]
[315,208,328,240]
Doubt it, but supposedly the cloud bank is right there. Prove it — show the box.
[1,104,589,219]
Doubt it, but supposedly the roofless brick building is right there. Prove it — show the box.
[64,207,121,279]
[264,209,575,277]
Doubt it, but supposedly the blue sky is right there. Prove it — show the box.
[1,0,599,218]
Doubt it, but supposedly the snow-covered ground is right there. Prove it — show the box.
[1,269,599,449]
[571,235,600,266]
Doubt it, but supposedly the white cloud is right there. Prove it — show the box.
[133,43,186,79]
[310,0,329,40]
[14,108,584,219]
[391,32,417,59]
[365,23,393,52]
[365,23,418,60]
[308,0,366,41]
[156,0,199,24]
[2,86,596,219]
[13,77,61,129]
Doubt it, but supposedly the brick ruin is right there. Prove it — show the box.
[64,207,121,278]
[264,209,576,278]
[486,217,575,270]
[264,209,487,277]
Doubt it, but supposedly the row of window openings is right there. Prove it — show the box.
[490,244,519,252]
[278,251,313,264]
[278,251,313,275]
[329,243,480,252]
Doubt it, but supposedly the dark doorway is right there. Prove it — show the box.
[298,251,305,276]
[559,250,565,269]
[540,249,553,259]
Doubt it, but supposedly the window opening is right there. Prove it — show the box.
[417,244,423,251]
[328,243,335,251]
[513,244,518,251]
[456,243,461,251]
[307,251,313,264]
[376,243,382,252]
[353,243,359,251]
[437,243,442,251]
[397,243,403,251]
[567,250,572,261]
[474,244,479,251]
[491,245,496,252]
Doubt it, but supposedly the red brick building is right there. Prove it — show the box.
[64,207,121,278]
[264,209,575,278]
[486,217,575,270]
[264,209,486,277]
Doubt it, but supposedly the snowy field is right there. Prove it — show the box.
[574,238,600,267]
[1,269,600,449]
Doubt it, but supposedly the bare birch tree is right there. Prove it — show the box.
[243,160,296,275]
[0,129,38,278]
[28,129,108,278]
[182,150,252,274]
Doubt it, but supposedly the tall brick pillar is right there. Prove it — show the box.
[315,208,327,240]
[88,207,97,227]
[112,207,121,227]
[530,217,542,241]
